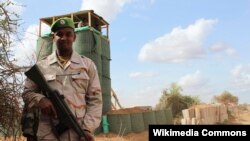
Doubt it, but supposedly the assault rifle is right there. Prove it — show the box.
[25,64,88,140]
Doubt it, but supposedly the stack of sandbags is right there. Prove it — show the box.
[181,104,228,125]
[219,104,228,123]
[181,108,195,124]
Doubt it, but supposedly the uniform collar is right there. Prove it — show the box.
[70,51,81,64]
[48,52,57,65]
[48,51,82,65]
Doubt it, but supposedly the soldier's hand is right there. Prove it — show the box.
[38,97,57,118]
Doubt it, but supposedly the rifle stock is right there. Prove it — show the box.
[25,65,88,140]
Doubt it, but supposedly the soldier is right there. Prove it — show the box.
[22,17,102,141]
[78,18,88,28]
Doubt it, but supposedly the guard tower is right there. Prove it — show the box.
[36,10,112,117]
[39,10,109,38]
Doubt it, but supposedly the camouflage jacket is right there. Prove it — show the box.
[22,51,102,132]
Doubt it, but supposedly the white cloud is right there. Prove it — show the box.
[225,48,236,56]
[230,64,250,103]
[119,85,164,107]
[210,42,227,52]
[178,70,208,89]
[149,0,155,5]
[81,0,132,22]
[138,18,218,63]
[177,70,213,102]
[209,42,236,57]
[12,25,39,66]
[231,64,250,90]
[129,71,158,79]
[11,22,51,66]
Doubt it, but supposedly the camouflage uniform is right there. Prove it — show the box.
[22,51,102,140]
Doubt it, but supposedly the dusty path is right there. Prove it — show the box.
[230,111,250,124]
[95,111,250,141]
[2,111,249,141]
[95,131,148,141]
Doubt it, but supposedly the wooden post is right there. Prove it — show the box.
[88,12,91,27]
[39,20,41,37]
[107,25,109,38]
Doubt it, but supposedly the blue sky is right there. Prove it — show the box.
[11,0,250,107]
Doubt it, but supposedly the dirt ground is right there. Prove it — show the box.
[229,110,250,124]
[95,131,148,141]
[1,110,249,141]
[95,110,250,141]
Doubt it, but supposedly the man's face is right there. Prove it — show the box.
[53,27,76,53]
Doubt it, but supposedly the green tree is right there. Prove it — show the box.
[213,91,238,105]
[155,83,200,117]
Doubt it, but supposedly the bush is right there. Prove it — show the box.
[155,83,200,118]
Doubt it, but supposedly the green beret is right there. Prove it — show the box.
[51,17,75,32]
